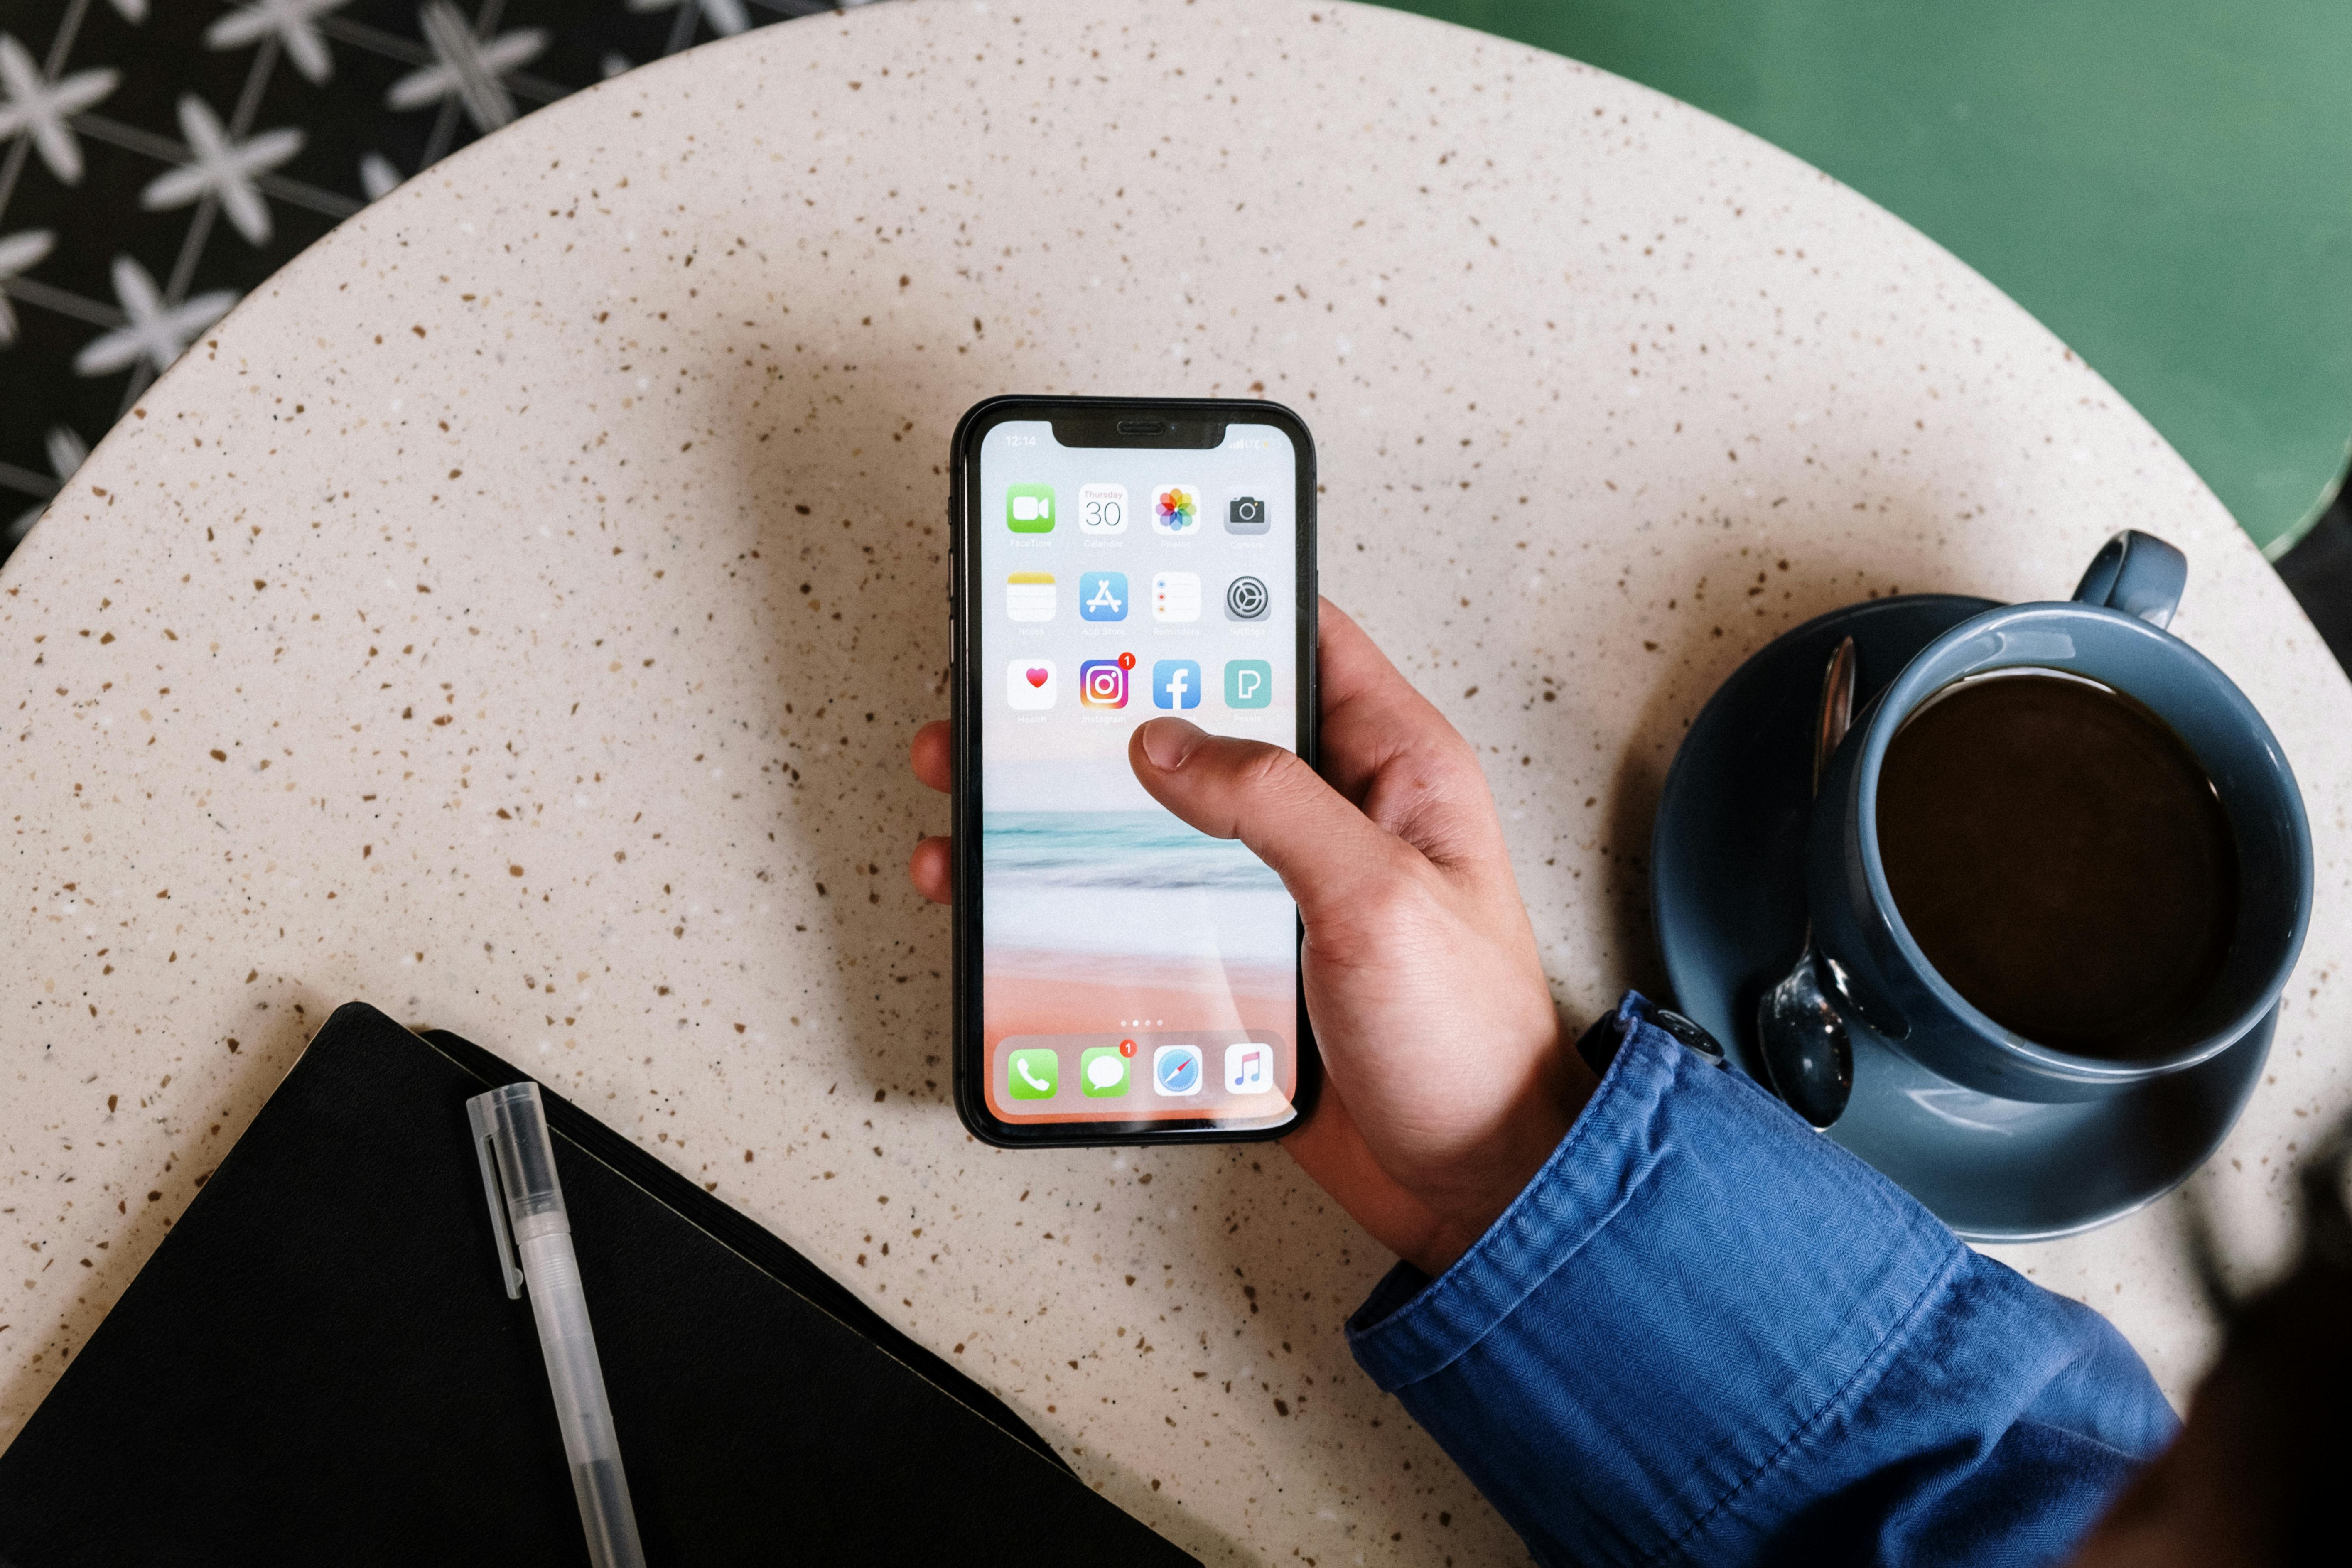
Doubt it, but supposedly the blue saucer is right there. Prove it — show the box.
[1650,595,2274,1242]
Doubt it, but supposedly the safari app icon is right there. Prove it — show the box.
[1152,1045,1203,1096]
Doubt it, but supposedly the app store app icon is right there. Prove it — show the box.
[1079,571,1128,621]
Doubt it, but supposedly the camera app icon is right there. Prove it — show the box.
[1224,575,1269,621]
[1226,495,1269,534]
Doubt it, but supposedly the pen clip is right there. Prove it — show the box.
[466,1094,525,1300]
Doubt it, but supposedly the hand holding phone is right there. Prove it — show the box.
[910,601,1597,1276]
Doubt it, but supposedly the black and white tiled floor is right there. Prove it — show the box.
[0,0,857,555]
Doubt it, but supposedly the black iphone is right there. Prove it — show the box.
[948,397,1320,1147]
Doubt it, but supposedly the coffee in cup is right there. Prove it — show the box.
[1874,669,2237,1060]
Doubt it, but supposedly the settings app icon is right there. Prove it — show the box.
[1224,575,1270,621]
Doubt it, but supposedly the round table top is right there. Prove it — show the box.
[5,1,2347,1558]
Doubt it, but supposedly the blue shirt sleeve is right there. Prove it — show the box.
[1345,995,2179,1568]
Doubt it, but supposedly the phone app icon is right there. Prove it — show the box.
[1006,658,1057,710]
[1224,1043,1274,1095]
[1008,1048,1058,1099]
[1153,659,1201,710]
[1152,1044,1203,1096]
[1152,485,1201,536]
[1226,494,1270,535]
[1152,570,1201,622]
[1224,575,1269,621]
[1079,570,1129,621]
[1079,659,1129,708]
[1080,1045,1132,1097]
[1006,572,1056,622]
[1006,483,1056,532]
[1079,483,1129,535]
[1224,659,1273,709]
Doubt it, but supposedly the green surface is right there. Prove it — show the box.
[1384,0,2352,554]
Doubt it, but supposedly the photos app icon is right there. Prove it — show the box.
[1152,485,1200,535]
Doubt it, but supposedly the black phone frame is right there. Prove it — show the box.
[947,395,1322,1148]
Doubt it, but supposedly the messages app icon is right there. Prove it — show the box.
[1080,1046,1130,1097]
[1008,1048,1058,1099]
[1006,483,1056,533]
[1224,659,1273,709]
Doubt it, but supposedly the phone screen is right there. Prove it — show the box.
[965,412,1311,1137]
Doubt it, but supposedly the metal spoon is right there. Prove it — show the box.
[1755,636,1858,1129]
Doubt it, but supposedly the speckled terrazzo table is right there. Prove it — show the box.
[5,1,2349,1561]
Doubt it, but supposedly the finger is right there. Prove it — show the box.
[910,721,953,794]
[907,835,953,904]
[1313,600,1504,872]
[1129,718,1411,923]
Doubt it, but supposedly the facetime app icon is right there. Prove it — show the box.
[1005,572,1056,622]
[1006,658,1057,710]
[1006,483,1055,532]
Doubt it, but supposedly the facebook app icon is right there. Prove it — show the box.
[1152,659,1202,709]
[1078,571,1127,621]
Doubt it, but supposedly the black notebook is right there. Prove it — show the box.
[0,1002,1187,1566]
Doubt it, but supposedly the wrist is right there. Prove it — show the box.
[1406,1045,1594,1276]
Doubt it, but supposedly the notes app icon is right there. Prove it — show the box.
[1005,572,1056,622]
[1224,1043,1273,1095]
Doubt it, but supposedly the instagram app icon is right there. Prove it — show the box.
[1078,660,1129,708]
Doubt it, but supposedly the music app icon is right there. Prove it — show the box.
[1223,1042,1274,1096]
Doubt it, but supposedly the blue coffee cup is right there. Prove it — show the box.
[1806,531,2313,1103]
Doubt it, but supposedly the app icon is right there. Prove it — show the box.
[1079,659,1129,708]
[1226,495,1270,534]
[1008,1048,1058,1099]
[1079,570,1129,621]
[1152,485,1201,536]
[1006,483,1056,532]
[1153,659,1201,710]
[1079,483,1129,535]
[1224,1042,1274,1094]
[1006,572,1056,622]
[1152,1044,1203,1096]
[1224,659,1273,709]
[1152,570,1201,622]
[1005,658,1057,710]
[1224,575,1269,621]
[1080,1046,1131,1097]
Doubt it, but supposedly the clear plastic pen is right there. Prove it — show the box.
[468,1082,648,1568]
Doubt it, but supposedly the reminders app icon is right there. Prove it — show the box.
[1152,1045,1203,1096]
[1152,571,1201,622]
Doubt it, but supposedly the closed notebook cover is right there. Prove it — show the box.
[0,1002,1186,1566]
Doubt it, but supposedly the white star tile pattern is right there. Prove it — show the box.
[0,0,871,561]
